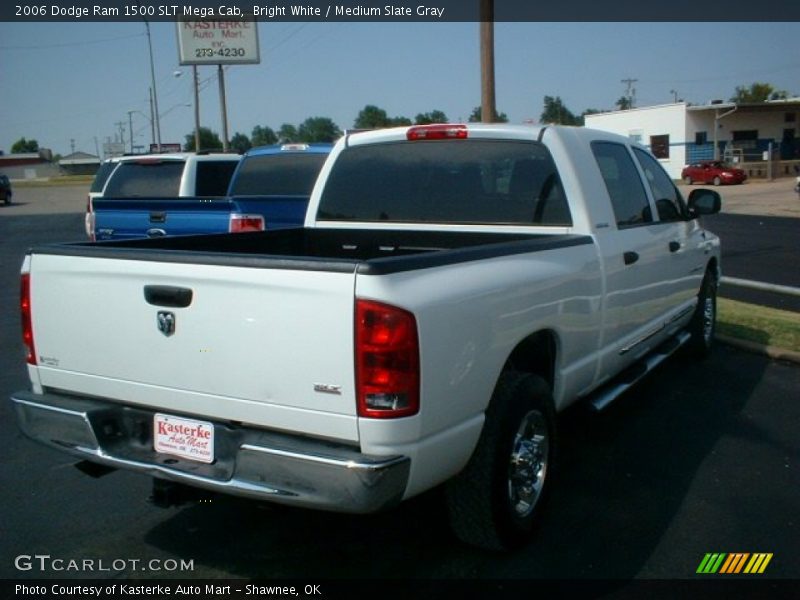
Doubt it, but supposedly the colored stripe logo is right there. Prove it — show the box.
[697,553,773,574]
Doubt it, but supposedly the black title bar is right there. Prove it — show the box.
[4,0,800,22]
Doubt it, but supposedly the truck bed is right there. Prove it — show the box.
[34,228,593,275]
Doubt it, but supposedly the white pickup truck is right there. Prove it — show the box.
[13,124,722,550]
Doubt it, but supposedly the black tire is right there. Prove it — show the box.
[683,175,692,185]
[445,372,556,551]
[686,271,717,358]
[713,176,722,186]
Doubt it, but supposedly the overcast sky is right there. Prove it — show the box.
[1,21,798,155]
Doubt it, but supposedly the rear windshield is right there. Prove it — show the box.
[90,161,119,193]
[195,160,239,196]
[317,140,571,226]
[229,153,328,196]
[102,161,184,197]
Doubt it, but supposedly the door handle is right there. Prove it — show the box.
[149,212,166,224]
[144,285,193,308]
[669,241,681,253]
[623,251,639,266]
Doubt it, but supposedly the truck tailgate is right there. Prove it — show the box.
[28,253,360,441]
[93,198,236,240]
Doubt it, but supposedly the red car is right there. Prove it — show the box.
[682,160,747,185]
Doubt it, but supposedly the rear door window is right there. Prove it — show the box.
[103,161,184,197]
[318,140,571,226]
[195,160,239,196]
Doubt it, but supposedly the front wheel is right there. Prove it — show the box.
[686,272,717,358]
[445,372,556,551]
[713,176,722,186]
[683,175,693,185]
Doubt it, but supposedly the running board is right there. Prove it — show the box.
[589,331,691,412]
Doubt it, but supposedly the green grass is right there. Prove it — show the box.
[718,298,800,353]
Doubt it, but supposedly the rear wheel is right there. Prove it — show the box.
[683,175,693,185]
[713,176,722,186]
[445,372,556,551]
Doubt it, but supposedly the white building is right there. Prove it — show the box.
[585,100,800,179]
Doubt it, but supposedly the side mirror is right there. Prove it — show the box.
[687,188,721,218]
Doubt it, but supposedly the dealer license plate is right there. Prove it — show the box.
[153,413,215,464]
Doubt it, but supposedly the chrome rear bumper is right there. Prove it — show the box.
[11,391,409,513]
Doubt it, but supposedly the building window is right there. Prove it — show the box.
[695,131,708,145]
[732,130,758,141]
[650,135,670,159]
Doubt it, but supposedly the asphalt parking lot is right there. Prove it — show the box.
[1,183,798,592]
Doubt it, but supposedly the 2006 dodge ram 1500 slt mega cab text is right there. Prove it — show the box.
[13,124,722,550]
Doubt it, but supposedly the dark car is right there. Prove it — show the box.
[0,175,12,204]
[682,160,747,186]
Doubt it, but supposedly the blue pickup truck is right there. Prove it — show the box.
[89,144,331,240]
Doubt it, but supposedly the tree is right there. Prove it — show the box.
[277,124,298,143]
[540,96,581,126]
[615,96,632,111]
[468,106,508,123]
[389,116,413,126]
[354,105,391,129]
[251,125,278,146]
[297,117,342,143]
[230,132,252,154]
[731,82,791,103]
[184,127,223,151]
[11,138,39,153]
[414,110,449,125]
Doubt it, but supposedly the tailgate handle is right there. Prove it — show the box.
[150,212,166,223]
[144,285,193,308]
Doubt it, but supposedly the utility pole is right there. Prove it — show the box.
[141,9,162,152]
[621,78,638,109]
[148,87,156,148]
[480,0,496,123]
[127,111,135,153]
[115,121,126,147]
[193,65,201,152]
[218,65,229,152]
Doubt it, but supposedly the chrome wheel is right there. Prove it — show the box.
[508,409,549,519]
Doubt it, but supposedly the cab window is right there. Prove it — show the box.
[591,141,652,228]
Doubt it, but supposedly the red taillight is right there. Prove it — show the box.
[229,214,265,233]
[85,195,95,241]
[21,272,36,365]
[406,124,468,141]
[355,299,419,419]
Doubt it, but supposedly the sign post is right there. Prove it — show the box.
[176,20,260,152]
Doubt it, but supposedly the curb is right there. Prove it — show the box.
[718,334,800,365]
